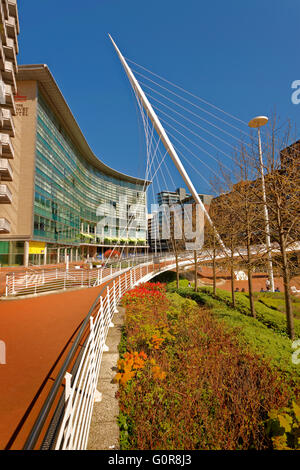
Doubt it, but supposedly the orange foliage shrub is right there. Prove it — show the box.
[118,284,291,450]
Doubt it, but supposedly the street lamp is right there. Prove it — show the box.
[248,115,275,292]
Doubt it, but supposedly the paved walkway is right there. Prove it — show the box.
[87,307,124,450]
[0,283,108,450]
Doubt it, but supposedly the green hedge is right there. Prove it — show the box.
[192,286,300,338]
[170,287,300,386]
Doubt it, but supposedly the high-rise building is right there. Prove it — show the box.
[0,0,19,236]
[148,188,212,252]
[0,64,150,266]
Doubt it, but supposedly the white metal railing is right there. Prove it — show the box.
[5,254,178,297]
[5,263,128,297]
[54,265,149,450]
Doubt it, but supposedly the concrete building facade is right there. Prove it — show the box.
[0,0,19,239]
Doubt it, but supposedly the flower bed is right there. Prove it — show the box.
[116,282,292,450]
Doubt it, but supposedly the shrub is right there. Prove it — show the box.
[195,286,300,338]
[117,285,291,450]
[266,401,300,449]
[172,287,300,387]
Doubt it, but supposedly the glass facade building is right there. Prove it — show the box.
[34,92,147,246]
[0,64,149,266]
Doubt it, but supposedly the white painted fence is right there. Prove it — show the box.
[5,255,172,297]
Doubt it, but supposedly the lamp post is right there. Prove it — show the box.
[248,116,275,292]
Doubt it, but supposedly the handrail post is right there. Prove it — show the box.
[113,280,118,313]
[107,285,111,313]
[102,294,110,351]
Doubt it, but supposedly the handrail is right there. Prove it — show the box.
[5,254,177,297]
[22,266,132,450]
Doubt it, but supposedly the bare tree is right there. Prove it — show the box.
[210,192,240,308]
[215,145,264,318]
[255,120,300,339]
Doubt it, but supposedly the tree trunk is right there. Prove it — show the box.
[212,236,217,296]
[246,239,256,318]
[279,232,294,339]
[229,239,235,308]
[194,250,198,292]
[175,250,179,290]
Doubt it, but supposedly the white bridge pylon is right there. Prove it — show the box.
[109,34,226,251]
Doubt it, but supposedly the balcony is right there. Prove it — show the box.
[0,184,12,203]
[2,83,15,115]
[3,37,17,72]
[8,0,19,34]
[2,60,16,93]
[0,217,10,233]
[2,1,9,20]
[2,108,14,136]
[0,158,12,180]
[5,16,18,53]
[0,4,8,46]
[0,133,14,158]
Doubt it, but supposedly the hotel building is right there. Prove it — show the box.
[0,0,19,256]
[0,63,149,266]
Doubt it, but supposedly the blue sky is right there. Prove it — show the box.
[18,0,300,197]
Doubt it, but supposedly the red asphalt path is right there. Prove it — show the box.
[0,284,109,450]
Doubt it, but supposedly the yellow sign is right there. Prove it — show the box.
[29,241,46,255]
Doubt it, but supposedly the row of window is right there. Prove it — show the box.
[33,91,148,245]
